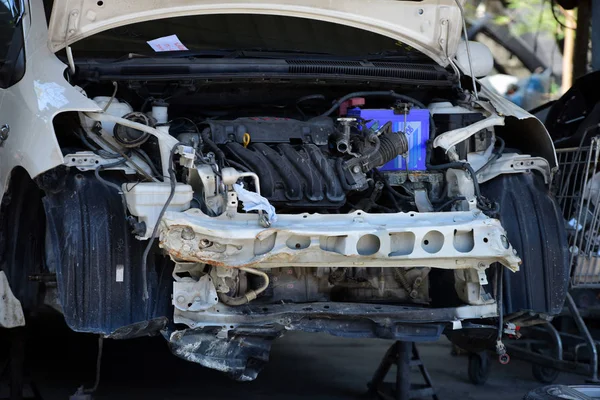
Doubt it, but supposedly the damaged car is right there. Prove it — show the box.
[0,0,568,380]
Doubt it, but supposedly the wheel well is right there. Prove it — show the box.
[0,167,47,311]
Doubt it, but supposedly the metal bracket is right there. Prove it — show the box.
[64,151,136,173]
[172,263,218,312]
[66,9,80,38]
[438,18,450,60]
[476,153,552,184]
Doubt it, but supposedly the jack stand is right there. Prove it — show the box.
[368,341,439,400]
[0,327,41,400]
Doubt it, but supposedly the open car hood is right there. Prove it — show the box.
[48,0,464,67]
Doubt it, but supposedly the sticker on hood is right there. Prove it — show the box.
[147,34,189,52]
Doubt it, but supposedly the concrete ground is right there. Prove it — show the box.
[6,317,589,400]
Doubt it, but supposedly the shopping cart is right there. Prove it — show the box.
[468,138,600,385]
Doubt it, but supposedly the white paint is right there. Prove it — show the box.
[34,80,69,111]
[147,34,189,52]
[116,264,124,282]
[0,271,25,328]
[48,0,465,68]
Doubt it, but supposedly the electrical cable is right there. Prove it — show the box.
[476,136,506,174]
[454,0,479,100]
[296,94,326,120]
[141,142,184,301]
[133,148,162,180]
[319,91,427,117]
[434,196,467,212]
[496,264,505,355]
[94,158,127,193]
[102,81,118,113]
[427,160,497,213]
[200,128,226,169]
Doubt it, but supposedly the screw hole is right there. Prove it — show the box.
[303,215,308,218]
[295,243,301,249]
[187,303,192,307]
[214,297,217,301]
[97,0,104,5]
[323,305,330,309]
[424,240,429,245]
[71,158,76,162]
[483,238,489,243]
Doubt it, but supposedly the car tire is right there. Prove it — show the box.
[468,351,491,385]
[532,364,560,384]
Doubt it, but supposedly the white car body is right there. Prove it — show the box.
[0,0,567,380]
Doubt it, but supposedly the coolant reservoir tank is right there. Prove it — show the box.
[92,96,133,134]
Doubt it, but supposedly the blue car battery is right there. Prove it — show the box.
[346,108,430,171]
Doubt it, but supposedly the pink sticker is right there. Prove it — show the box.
[147,34,189,52]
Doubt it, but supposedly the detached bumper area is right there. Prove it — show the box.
[168,302,498,381]
[160,210,521,271]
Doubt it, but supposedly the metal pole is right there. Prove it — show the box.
[562,9,576,94]
[574,0,591,79]
[592,0,600,71]
[396,341,411,400]
[566,292,599,382]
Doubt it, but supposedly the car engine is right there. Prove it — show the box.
[58,86,500,308]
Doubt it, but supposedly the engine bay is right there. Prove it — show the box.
[53,79,520,310]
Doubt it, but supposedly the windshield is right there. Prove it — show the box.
[67,14,425,59]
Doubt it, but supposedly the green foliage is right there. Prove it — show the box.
[493,0,568,40]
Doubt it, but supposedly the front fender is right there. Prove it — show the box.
[0,0,100,197]
[481,84,558,173]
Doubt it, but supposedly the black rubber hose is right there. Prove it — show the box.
[476,136,506,174]
[426,160,498,213]
[141,142,183,301]
[434,196,467,212]
[200,128,226,168]
[319,91,426,117]
[133,148,162,180]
